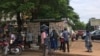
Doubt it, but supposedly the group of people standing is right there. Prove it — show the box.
[40,28,70,53]
[40,27,93,54]
[49,28,70,52]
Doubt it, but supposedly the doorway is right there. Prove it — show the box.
[40,22,49,34]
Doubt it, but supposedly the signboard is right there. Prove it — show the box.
[90,19,100,26]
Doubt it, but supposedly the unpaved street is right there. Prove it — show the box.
[0,40,100,56]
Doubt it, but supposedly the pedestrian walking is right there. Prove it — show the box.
[62,28,70,52]
[84,30,92,52]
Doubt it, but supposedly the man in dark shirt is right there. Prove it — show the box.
[62,28,70,52]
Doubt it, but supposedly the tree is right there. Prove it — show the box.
[86,22,94,31]
[86,17,96,31]
[30,0,70,19]
[0,0,82,31]
[0,0,34,32]
[72,20,86,30]
[0,0,70,23]
[66,5,79,20]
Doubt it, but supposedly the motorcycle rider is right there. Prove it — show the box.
[13,32,23,46]
[3,32,16,55]
[10,32,16,45]
[3,31,23,55]
[2,31,10,56]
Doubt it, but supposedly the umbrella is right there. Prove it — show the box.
[40,24,48,30]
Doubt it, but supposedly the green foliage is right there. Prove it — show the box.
[72,21,86,30]
[86,22,94,31]
[67,6,79,20]
[31,0,70,19]
[0,0,77,20]
[0,0,35,16]
[38,5,61,19]
[17,2,34,12]
[86,17,95,31]
[0,0,82,31]
[0,21,6,27]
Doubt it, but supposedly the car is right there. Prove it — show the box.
[76,30,85,40]
[82,30,100,40]
[82,32,86,39]
[91,30,100,40]
[77,30,85,36]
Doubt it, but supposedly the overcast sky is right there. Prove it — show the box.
[70,0,100,23]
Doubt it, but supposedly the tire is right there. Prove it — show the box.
[11,46,22,55]
[16,46,22,55]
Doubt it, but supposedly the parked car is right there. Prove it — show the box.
[82,30,100,40]
[76,30,85,40]
[77,30,85,36]
[91,30,100,40]
[82,32,86,39]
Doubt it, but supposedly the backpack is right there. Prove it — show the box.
[52,31,58,39]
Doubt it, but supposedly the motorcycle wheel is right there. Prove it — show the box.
[12,46,22,55]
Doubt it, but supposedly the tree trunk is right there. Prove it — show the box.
[16,12,22,33]
[30,9,38,21]
[31,0,42,21]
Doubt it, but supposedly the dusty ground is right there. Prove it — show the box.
[0,40,100,56]
[55,40,100,56]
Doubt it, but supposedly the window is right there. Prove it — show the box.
[95,30,100,35]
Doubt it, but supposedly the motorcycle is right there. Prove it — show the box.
[2,40,24,56]
[9,44,23,55]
